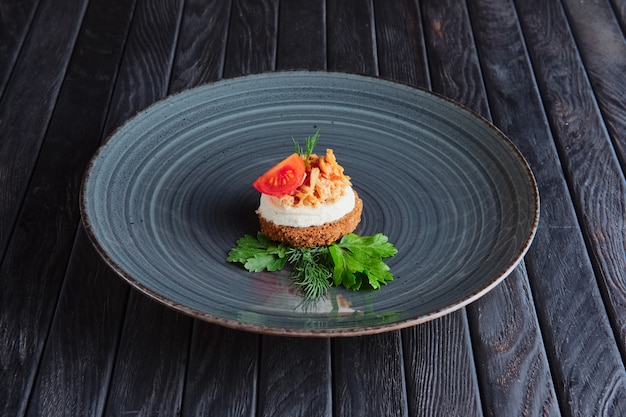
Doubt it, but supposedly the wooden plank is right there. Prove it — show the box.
[326,2,408,416]
[169,0,232,93]
[103,291,191,417]
[91,0,193,416]
[419,0,490,117]
[276,0,326,70]
[223,0,279,77]
[467,0,626,415]
[609,0,626,30]
[168,2,262,416]
[0,0,40,99]
[373,0,429,87]
[375,0,487,415]
[102,0,184,137]
[327,0,378,75]
[555,0,626,348]
[334,332,408,417]
[0,0,88,261]
[24,228,128,417]
[419,1,559,415]
[560,0,626,167]
[180,323,259,417]
[86,0,193,415]
[467,266,560,416]
[402,312,481,416]
[0,0,133,414]
[258,337,332,417]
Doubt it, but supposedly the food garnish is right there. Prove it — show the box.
[227,232,397,300]
[292,129,319,163]
[252,153,306,196]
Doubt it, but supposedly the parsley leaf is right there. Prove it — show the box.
[329,233,397,290]
[334,233,398,258]
[227,233,288,272]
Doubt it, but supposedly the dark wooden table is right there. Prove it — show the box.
[2,0,626,415]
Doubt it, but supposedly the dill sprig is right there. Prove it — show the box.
[287,246,332,299]
[292,129,320,161]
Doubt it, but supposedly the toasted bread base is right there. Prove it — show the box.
[258,190,363,247]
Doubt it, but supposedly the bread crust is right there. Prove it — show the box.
[258,190,363,247]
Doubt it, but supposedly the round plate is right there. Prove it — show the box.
[80,71,539,337]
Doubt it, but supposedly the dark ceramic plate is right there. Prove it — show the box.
[80,71,539,337]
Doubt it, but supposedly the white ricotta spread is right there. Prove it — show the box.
[257,186,355,227]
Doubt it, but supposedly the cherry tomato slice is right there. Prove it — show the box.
[252,153,306,196]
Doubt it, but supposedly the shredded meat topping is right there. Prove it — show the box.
[278,149,351,207]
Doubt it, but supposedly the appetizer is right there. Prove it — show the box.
[254,133,362,247]
[228,131,397,299]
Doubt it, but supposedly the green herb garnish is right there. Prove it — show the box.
[329,233,397,290]
[292,129,320,162]
[227,232,397,299]
[287,245,333,299]
[226,232,289,272]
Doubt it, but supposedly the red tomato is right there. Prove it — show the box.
[252,153,306,196]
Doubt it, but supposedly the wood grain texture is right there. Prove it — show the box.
[468,266,559,416]
[375,2,489,416]
[327,0,378,74]
[404,315,484,414]
[402,312,481,417]
[257,337,332,417]
[334,332,408,417]
[560,0,626,171]
[91,0,194,415]
[467,0,626,415]
[373,0,429,87]
[0,0,89,260]
[552,0,626,349]
[24,228,128,417]
[170,3,261,416]
[0,0,135,415]
[102,0,184,136]
[103,292,192,417]
[420,0,490,117]
[609,0,626,30]
[277,0,326,70]
[169,0,232,93]
[181,322,259,417]
[0,0,40,99]
[517,0,626,348]
[223,0,279,77]
[419,1,559,415]
[326,3,409,416]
